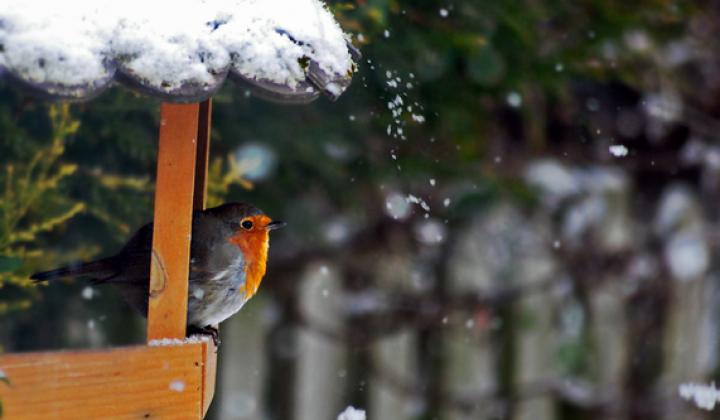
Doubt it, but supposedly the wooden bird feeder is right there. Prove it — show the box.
[0,2,356,417]
[0,101,219,419]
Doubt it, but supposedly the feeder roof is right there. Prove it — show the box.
[0,0,358,103]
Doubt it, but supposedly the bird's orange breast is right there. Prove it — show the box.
[228,229,269,299]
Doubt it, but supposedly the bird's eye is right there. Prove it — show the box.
[241,219,254,230]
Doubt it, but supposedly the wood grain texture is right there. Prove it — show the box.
[0,344,205,419]
[147,103,200,341]
[200,341,217,416]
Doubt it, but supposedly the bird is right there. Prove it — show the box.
[30,202,285,344]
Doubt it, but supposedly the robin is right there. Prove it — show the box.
[31,202,285,343]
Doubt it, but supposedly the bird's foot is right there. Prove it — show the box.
[187,325,221,347]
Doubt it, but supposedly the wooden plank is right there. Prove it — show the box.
[192,98,218,416]
[0,344,205,419]
[201,341,217,416]
[147,103,200,341]
[193,98,217,416]
[194,99,212,211]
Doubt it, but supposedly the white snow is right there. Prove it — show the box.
[337,406,366,420]
[411,113,426,123]
[579,167,627,193]
[234,143,276,181]
[148,335,211,346]
[406,194,431,212]
[323,218,351,244]
[525,160,581,204]
[0,0,353,92]
[624,30,652,53]
[81,286,95,300]
[654,185,694,235]
[562,195,606,240]
[644,91,682,122]
[679,382,720,410]
[653,185,708,281]
[169,379,186,392]
[665,230,709,281]
[506,91,522,107]
[526,160,629,210]
[609,144,628,157]
[415,219,446,245]
[385,192,411,220]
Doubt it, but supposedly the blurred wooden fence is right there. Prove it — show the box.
[210,177,718,420]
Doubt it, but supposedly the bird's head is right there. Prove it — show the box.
[229,213,286,236]
[207,202,285,236]
[208,202,284,298]
[213,203,285,253]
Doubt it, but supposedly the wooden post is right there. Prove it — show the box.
[147,103,201,341]
[146,99,217,416]
[194,99,218,416]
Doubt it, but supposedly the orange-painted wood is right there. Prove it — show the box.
[0,343,208,419]
[200,340,217,415]
[147,103,200,341]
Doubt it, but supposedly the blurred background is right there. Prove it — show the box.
[2,1,720,419]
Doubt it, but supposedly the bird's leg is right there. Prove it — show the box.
[187,325,221,346]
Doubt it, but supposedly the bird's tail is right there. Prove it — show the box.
[30,257,117,283]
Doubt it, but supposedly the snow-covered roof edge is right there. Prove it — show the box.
[0,0,359,103]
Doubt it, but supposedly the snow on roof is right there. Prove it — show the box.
[0,0,358,103]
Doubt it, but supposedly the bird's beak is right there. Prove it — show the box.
[266,220,286,231]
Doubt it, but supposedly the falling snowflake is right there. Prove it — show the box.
[609,144,629,157]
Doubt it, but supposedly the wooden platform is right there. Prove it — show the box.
[0,339,216,419]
